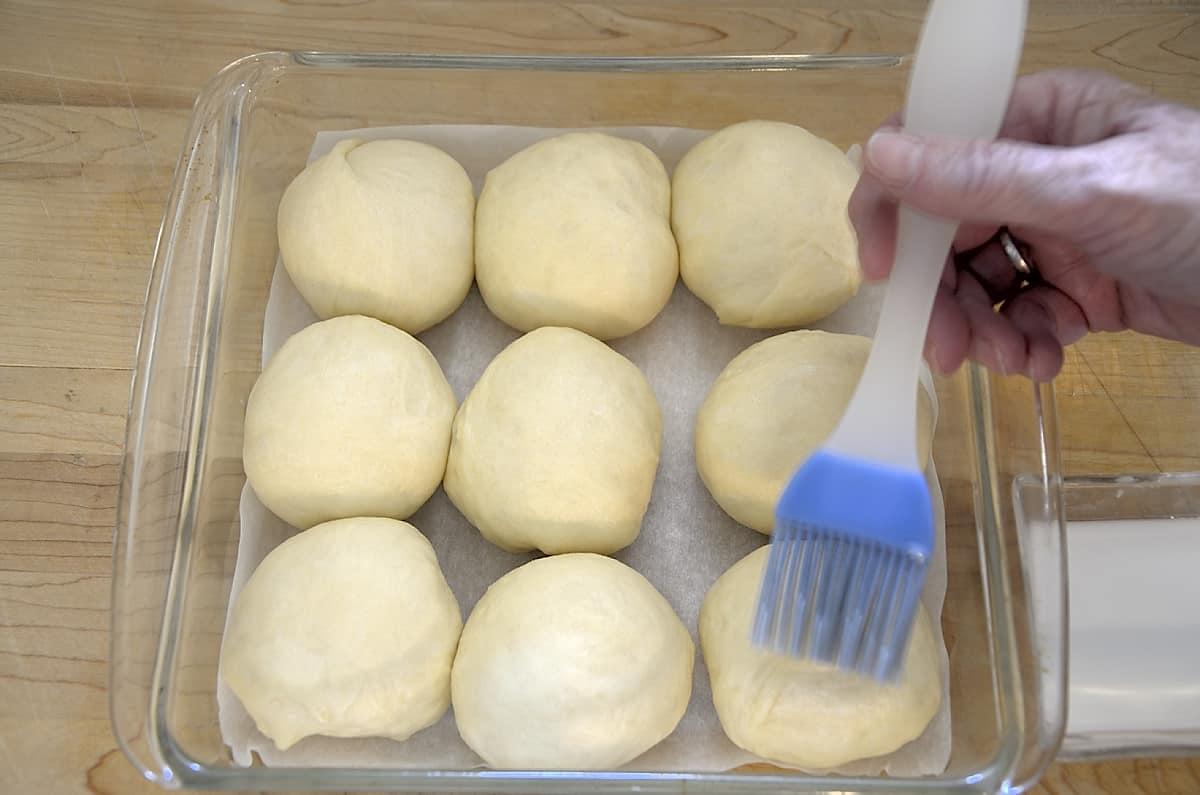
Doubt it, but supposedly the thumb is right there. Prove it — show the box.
[863,129,1093,232]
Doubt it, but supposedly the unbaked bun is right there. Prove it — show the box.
[277,138,474,334]
[474,132,677,340]
[445,327,662,555]
[242,315,456,529]
[220,517,462,749]
[451,553,693,769]
[694,330,935,534]
[700,546,941,769]
[672,120,861,328]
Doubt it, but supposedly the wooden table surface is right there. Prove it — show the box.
[3,1,1200,793]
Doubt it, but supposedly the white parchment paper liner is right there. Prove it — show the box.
[217,125,952,778]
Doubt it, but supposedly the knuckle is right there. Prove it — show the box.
[913,138,1011,213]
[1062,146,1157,233]
[955,139,1005,202]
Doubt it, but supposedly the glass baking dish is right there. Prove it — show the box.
[1054,473,1200,760]
[111,51,1069,793]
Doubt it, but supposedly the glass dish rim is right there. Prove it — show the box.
[110,49,1059,794]
[290,50,910,71]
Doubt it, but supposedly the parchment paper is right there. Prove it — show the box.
[217,125,952,777]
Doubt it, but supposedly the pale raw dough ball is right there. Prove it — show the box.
[475,132,678,340]
[672,120,862,328]
[695,331,934,534]
[277,138,474,334]
[700,546,941,769]
[451,553,693,769]
[243,315,456,529]
[445,327,662,555]
[220,517,463,750]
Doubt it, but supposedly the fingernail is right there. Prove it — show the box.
[865,130,920,187]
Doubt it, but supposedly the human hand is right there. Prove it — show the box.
[849,68,1200,381]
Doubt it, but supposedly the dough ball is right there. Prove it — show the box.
[700,546,941,769]
[475,132,678,340]
[277,138,474,334]
[220,517,463,750]
[672,120,862,328]
[243,315,456,529]
[445,327,662,555]
[695,331,934,534]
[451,553,694,769]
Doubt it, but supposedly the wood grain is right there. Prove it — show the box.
[2,2,1199,794]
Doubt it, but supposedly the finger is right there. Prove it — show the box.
[1003,293,1063,382]
[851,112,995,280]
[847,112,906,281]
[1011,68,1156,144]
[974,68,1151,146]
[1016,234,1127,334]
[956,240,1025,304]
[956,270,1028,376]
[924,282,970,375]
[1001,287,1087,381]
[848,176,966,285]
[858,70,1149,240]
[862,130,1097,234]
[1023,326,1065,383]
[954,222,1000,254]
[848,173,897,281]
[1003,285,1090,347]
[1118,288,1200,346]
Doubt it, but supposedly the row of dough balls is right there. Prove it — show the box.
[276,121,862,341]
[242,315,934,547]
[220,517,940,770]
[220,521,691,767]
[243,317,661,553]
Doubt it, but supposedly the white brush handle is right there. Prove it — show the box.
[826,0,1027,469]
[828,209,956,468]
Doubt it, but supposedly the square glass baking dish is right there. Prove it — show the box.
[110,51,1069,793]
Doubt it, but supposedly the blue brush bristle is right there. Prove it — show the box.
[753,448,933,681]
